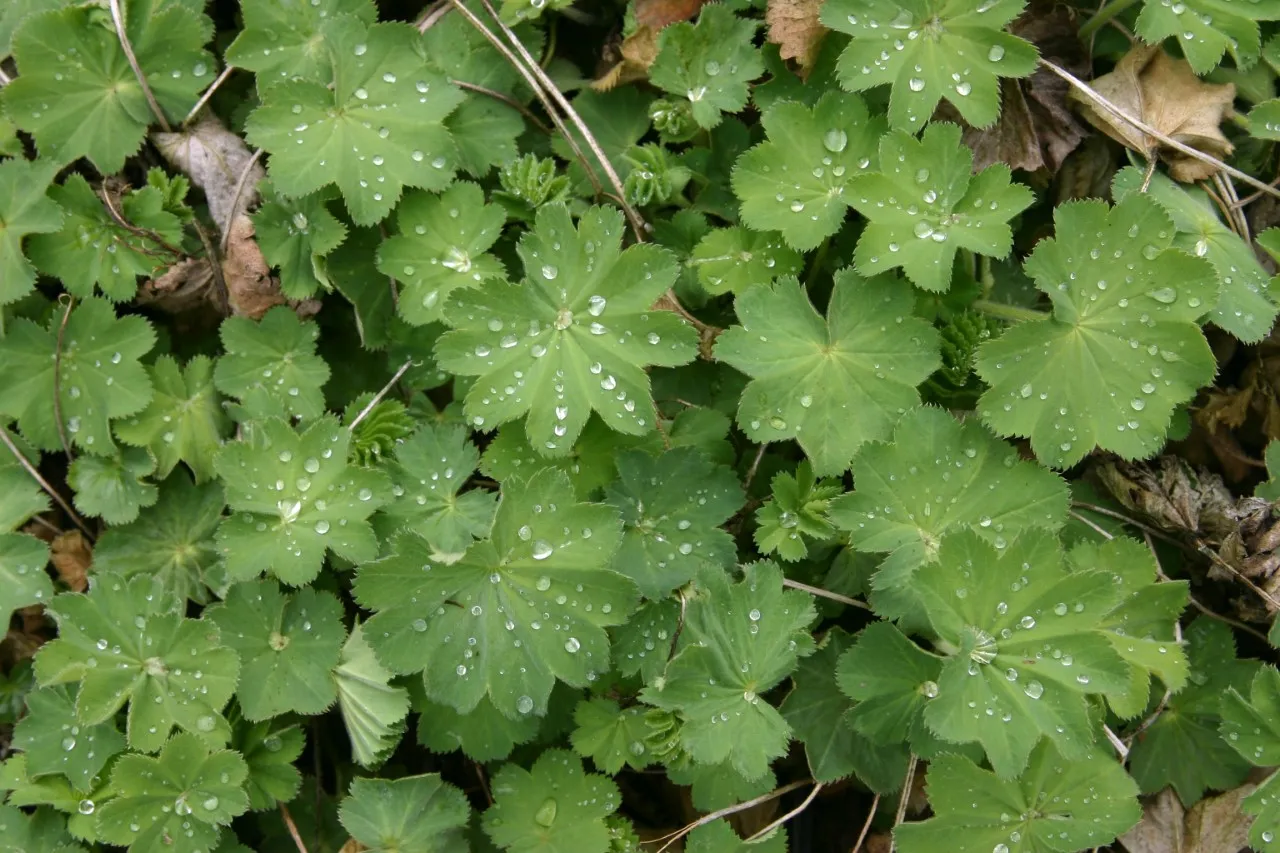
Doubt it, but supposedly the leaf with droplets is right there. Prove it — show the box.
[224,0,377,87]
[0,427,49,533]
[252,183,348,301]
[0,157,61,305]
[212,416,389,586]
[95,733,249,853]
[0,802,84,853]
[649,5,764,130]
[731,91,885,251]
[338,773,470,853]
[689,226,803,295]
[5,1,214,173]
[12,684,125,793]
[333,622,409,769]
[640,562,817,781]
[204,579,346,721]
[68,447,158,525]
[483,749,621,853]
[912,531,1130,778]
[1114,166,1277,344]
[714,270,940,475]
[1220,666,1280,852]
[1135,0,1280,74]
[33,573,240,753]
[821,0,1039,132]
[894,741,1141,853]
[569,698,654,775]
[376,181,507,327]
[603,447,744,598]
[828,406,1069,617]
[849,123,1034,293]
[0,297,155,456]
[836,622,942,752]
[231,718,303,812]
[0,533,52,627]
[436,203,698,454]
[415,692,539,763]
[753,461,841,562]
[975,194,1218,469]
[356,469,633,720]
[610,598,680,684]
[244,17,464,225]
[212,306,331,421]
[114,355,230,484]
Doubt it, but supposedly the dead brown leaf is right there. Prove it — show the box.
[50,530,91,593]
[593,0,707,90]
[766,0,827,72]
[153,115,265,235]
[138,257,217,314]
[1119,785,1255,853]
[222,214,286,319]
[339,840,366,853]
[1069,45,1235,182]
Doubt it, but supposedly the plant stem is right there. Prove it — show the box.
[1079,0,1140,39]
[782,578,873,611]
[971,299,1049,323]
[0,427,94,541]
[350,359,415,430]
[106,0,171,131]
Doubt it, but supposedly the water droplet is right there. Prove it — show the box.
[1024,680,1044,699]
[78,799,95,815]
[823,128,848,153]
[534,798,557,827]
[532,541,553,560]
[517,695,535,714]
[988,45,1005,62]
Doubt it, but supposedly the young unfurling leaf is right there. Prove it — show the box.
[649,5,764,130]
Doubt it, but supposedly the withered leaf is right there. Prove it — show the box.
[765,0,827,72]
[1119,785,1255,853]
[153,115,265,235]
[593,0,707,90]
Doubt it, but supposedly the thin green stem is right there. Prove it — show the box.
[971,299,1049,324]
[1079,0,1140,39]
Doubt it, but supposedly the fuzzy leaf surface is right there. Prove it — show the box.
[334,622,409,769]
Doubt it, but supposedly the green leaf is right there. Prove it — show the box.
[446,94,524,180]
[0,0,70,57]
[0,802,84,853]
[68,446,158,524]
[570,698,653,775]
[0,297,156,455]
[0,157,62,305]
[95,733,249,853]
[205,579,345,720]
[245,17,465,225]
[1266,443,1280,501]
[1135,0,1280,74]
[611,598,679,684]
[380,422,497,557]
[224,0,377,86]
[604,447,743,598]
[213,306,330,421]
[333,622,409,768]
[481,416,661,499]
[821,0,1039,132]
[13,684,125,792]
[0,427,49,532]
[640,562,816,780]
[376,182,507,327]
[252,184,349,301]
[91,471,227,605]
[1114,167,1277,343]
[27,174,183,302]
[975,194,1218,469]
[437,204,698,453]
[34,573,239,753]
[213,416,389,585]
[1220,666,1280,851]
[687,820,786,853]
[357,469,633,719]
[114,355,229,483]
[731,92,884,251]
[0,532,51,626]
[1248,98,1280,140]
[649,5,763,130]
[914,532,1130,777]
[1128,618,1260,804]
[231,718,303,812]
[828,406,1069,617]
[689,227,802,296]
[415,692,538,763]
[753,461,841,562]
[339,774,470,853]
[893,741,1140,853]
[714,271,940,475]
[849,123,1034,293]
[499,0,574,25]
[345,395,414,467]
[483,749,621,853]
[552,89,652,196]
[5,1,215,173]
[836,621,941,750]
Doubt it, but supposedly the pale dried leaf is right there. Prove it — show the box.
[1119,785,1255,853]
[50,530,90,593]
[222,213,284,319]
[138,257,217,314]
[593,0,707,90]
[153,115,264,235]
[766,0,827,71]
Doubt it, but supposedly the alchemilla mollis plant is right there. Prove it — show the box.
[0,0,1279,851]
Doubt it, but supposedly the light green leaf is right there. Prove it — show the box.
[0,427,49,532]
[34,573,239,753]
[640,563,816,780]
[205,579,345,720]
[0,157,62,305]
[0,802,84,853]
[415,692,538,763]
[68,446,158,525]
[976,194,1218,469]
[252,184,348,301]
[689,226,802,296]
[224,0,377,86]
[231,718,303,812]
[687,820,786,853]
[837,621,941,749]
[0,0,70,57]
[1135,0,1280,74]
[446,95,524,179]
[333,622,409,768]
[731,92,885,251]
[339,774,471,853]
[245,17,464,225]
[0,298,155,455]
[849,123,1034,292]
[649,5,763,130]
[0,532,51,626]
[213,306,330,421]
[376,181,507,327]
[13,684,125,793]
[213,416,389,585]
[570,698,653,775]
[483,749,620,853]
[753,461,841,562]
[114,355,229,483]
[1221,667,1280,852]
[437,204,697,453]
[822,0,1039,132]
[715,271,940,475]
[356,469,633,719]
[611,598,680,684]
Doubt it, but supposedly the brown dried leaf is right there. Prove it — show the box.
[593,0,707,90]
[153,115,264,235]
[766,0,827,72]
[50,530,91,593]
[339,841,366,853]
[222,214,285,319]
[1119,785,1255,853]
[138,257,217,314]
[1070,45,1235,182]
